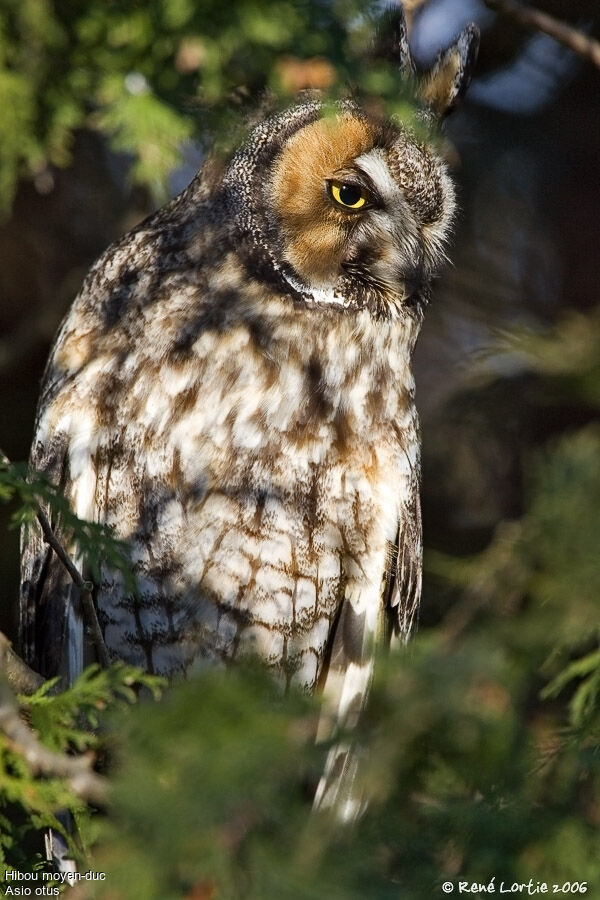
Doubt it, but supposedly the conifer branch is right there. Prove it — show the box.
[0,631,44,694]
[35,504,110,668]
[0,451,110,669]
[0,677,108,805]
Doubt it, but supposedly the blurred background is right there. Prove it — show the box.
[0,1,599,892]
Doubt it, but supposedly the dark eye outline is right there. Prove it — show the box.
[327,179,373,212]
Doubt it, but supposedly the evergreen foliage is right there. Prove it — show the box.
[0,664,164,875]
[0,0,418,214]
[0,460,137,594]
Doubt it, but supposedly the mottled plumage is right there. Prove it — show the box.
[20,9,478,815]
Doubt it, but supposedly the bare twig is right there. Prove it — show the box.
[0,631,45,694]
[35,506,110,668]
[0,678,108,805]
[485,0,600,69]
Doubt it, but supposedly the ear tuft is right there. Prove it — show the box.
[373,5,414,76]
[418,23,480,117]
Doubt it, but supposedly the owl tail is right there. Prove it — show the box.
[312,597,379,821]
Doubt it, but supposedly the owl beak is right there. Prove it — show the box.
[400,264,425,302]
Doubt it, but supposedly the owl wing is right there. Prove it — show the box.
[19,169,216,681]
[387,469,423,643]
[313,466,422,819]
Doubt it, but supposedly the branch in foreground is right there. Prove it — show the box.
[0,678,108,806]
[485,0,600,69]
[0,631,44,694]
[1,450,110,668]
[35,506,110,668]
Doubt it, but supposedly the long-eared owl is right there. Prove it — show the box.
[20,7,478,805]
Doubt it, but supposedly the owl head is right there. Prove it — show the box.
[221,8,479,320]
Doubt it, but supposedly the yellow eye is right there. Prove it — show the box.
[329,181,370,210]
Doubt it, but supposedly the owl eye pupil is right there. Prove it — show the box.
[339,184,362,206]
[329,180,370,211]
